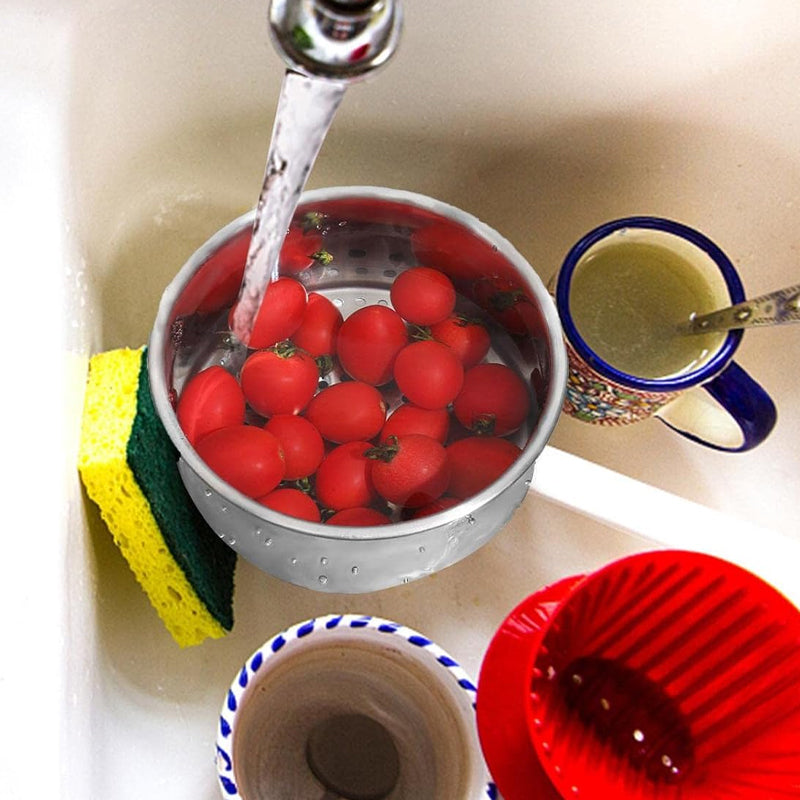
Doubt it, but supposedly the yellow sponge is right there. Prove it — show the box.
[78,346,236,647]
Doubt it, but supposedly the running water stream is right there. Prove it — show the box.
[230,71,347,345]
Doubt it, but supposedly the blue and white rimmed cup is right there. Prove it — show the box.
[216,614,497,799]
[555,216,776,451]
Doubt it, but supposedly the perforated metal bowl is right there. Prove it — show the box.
[149,186,566,593]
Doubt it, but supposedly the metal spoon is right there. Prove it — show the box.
[679,283,800,334]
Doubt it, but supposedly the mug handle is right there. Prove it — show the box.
[655,361,776,452]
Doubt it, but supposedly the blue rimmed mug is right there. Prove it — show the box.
[555,217,776,451]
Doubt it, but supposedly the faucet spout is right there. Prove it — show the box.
[269,0,403,81]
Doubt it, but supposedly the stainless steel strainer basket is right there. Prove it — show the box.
[148,186,567,593]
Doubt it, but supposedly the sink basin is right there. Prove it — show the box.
[4,1,799,797]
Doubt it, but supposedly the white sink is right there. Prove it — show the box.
[3,1,799,797]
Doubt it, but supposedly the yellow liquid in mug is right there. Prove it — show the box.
[569,241,726,379]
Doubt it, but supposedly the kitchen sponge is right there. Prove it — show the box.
[78,346,236,647]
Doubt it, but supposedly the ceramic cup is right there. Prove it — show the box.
[554,217,776,451]
[476,550,800,800]
[216,614,496,799]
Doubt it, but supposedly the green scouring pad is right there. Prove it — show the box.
[78,346,236,647]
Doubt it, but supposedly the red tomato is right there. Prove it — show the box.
[263,414,324,480]
[291,292,343,359]
[176,366,245,448]
[380,403,450,444]
[326,507,391,526]
[472,276,545,337]
[390,267,456,326]
[305,381,386,443]
[257,487,321,522]
[314,441,377,511]
[230,276,307,349]
[446,436,521,499]
[392,340,464,410]
[337,305,408,385]
[367,434,450,508]
[429,314,491,368]
[279,225,332,274]
[195,425,285,499]
[453,363,531,435]
[411,222,508,284]
[409,495,460,519]
[240,343,319,417]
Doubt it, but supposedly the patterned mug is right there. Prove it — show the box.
[554,217,776,451]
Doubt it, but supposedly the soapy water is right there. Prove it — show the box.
[231,71,346,344]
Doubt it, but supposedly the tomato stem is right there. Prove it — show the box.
[471,413,497,435]
[410,325,433,341]
[365,435,400,463]
[312,249,334,266]
[271,340,301,359]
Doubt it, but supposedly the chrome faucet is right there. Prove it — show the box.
[269,0,402,81]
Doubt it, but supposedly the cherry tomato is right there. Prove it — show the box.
[195,425,285,499]
[380,403,450,444]
[279,225,332,274]
[257,487,321,522]
[409,495,460,519]
[291,292,343,360]
[428,314,491,368]
[314,441,377,511]
[263,414,324,480]
[326,507,391,526]
[390,267,456,326]
[392,340,464,410]
[367,434,450,508]
[411,222,508,284]
[472,276,545,337]
[446,436,521,499]
[453,363,531,436]
[230,276,307,349]
[305,381,386,443]
[176,366,245,448]
[336,305,408,385]
[240,342,319,417]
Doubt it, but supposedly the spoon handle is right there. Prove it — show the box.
[686,283,800,334]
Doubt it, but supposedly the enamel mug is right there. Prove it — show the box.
[554,216,776,451]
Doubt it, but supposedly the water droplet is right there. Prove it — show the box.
[290,557,298,566]
[355,296,366,306]
[318,575,328,585]
[221,505,228,513]
[351,565,359,575]
[402,577,410,584]
[265,538,273,547]
[320,556,328,566]
[333,297,344,307]
[466,514,476,525]
[418,545,426,554]
[735,307,752,321]
[204,488,213,498]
